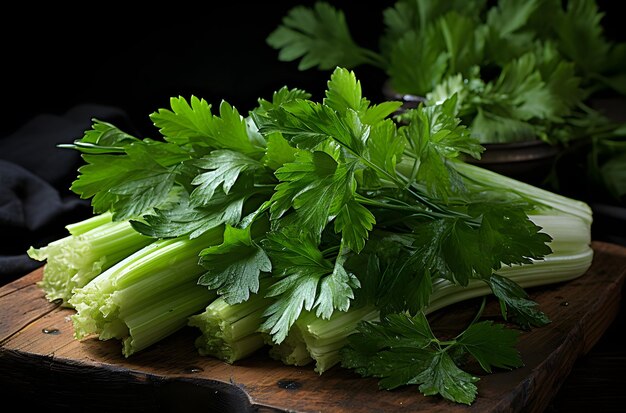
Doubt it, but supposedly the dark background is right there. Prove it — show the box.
[1,1,624,411]
[3,1,392,138]
[3,1,623,139]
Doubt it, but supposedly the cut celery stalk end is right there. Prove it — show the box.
[188,281,272,362]
[268,328,314,367]
[267,307,379,374]
[29,214,153,306]
[122,284,217,357]
[194,332,266,363]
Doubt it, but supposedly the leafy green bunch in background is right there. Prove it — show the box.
[268,0,626,205]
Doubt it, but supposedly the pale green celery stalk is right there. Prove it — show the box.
[528,214,591,254]
[28,213,152,306]
[427,247,593,313]
[449,160,593,224]
[123,283,217,357]
[188,279,273,363]
[69,226,223,357]
[66,212,113,235]
[267,323,314,367]
[427,212,594,311]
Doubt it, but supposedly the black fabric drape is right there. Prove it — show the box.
[0,104,133,283]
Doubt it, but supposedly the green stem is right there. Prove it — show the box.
[66,212,113,235]
[122,284,217,357]
[30,215,153,306]
[69,227,223,354]
[188,279,273,362]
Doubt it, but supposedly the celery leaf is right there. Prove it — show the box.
[270,150,354,239]
[333,199,376,253]
[260,231,356,343]
[151,97,263,156]
[488,274,551,329]
[131,189,246,239]
[191,150,262,205]
[198,225,271,304]
[340,312,482,405]
[266,2,374,70]
[72,143,180,220]
[457,320,523,372]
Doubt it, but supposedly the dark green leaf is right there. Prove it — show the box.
[333,199,376,253]
[488,273,551,329]
[364,119,405,177]
[266,2,375,70]
[151,96,263,156]
[256,86,312,114]
[150,95,215,146]
[131,188,246,239]
[314,247,360,319]
[387,28,448,96]
[414,352,479,405]
[190,150,262,205]
[340,312,480,405]
[71,142,181,220]
[261,230,359,343]
[458,320,523,372]
[261,133,299,170]
[198,225,271,304]
[271,150,354,238]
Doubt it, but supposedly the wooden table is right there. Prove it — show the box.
[1,241,625,412]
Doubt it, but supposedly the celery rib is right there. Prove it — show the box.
[69,227,223,356]
[28,214,153,306]
[188,279,273,363]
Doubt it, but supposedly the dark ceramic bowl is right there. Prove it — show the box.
[464,140,560,186]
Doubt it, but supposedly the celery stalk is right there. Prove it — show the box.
[427,247,594,313]
[122,283,217,356]
[28,213,153,306]
[188,279,273,363]
[69,227,223,357]
[451,160,593,223]
[191,211,594,372]
[66,211,114,235]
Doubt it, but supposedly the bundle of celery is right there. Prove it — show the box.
[33,67,593,406]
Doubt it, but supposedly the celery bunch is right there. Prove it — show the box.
[32,67,594,406]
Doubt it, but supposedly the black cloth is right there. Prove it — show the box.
[0,104,132,284]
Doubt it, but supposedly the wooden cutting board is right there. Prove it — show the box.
[1,241,625,413]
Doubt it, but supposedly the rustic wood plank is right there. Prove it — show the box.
[0,267,60,342]
[1,241,624,412]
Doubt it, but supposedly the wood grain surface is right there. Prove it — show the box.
[1,241,625,413]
